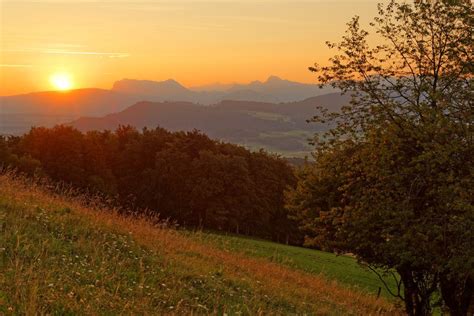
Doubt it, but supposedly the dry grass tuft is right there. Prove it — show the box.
[0,172,400,315]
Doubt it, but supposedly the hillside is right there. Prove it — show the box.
[0,88,143,116]
[0,89,145,135]
[0,77,338,140]
[70,93,349,156]
[0,173,398,315]
[192,233,399,299]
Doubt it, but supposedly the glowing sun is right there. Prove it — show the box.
[50,73,73,91]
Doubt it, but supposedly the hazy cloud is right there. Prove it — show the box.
[0,64,34,67]
[2,48,130,58]
[41,50,130,58]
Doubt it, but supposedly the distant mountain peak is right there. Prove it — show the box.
[106,76,337,104]
[265,75,283,83]
[163,78,183,86]
[111,78,190,97]
[113,78,184,88]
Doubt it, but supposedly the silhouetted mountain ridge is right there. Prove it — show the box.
[70,93,349,156]
[111,76,336,104]
[0,88,147,135]
[1,78,343,156]
[112,79,194,99]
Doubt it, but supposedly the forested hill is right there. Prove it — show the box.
[70,93,349,156]
[0,125,302,244]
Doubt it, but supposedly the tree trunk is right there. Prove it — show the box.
[398,268,433,316]
[440,274,474,316]
[415,295,431,316]
[403,284,416,316]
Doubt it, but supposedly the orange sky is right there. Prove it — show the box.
[0,0,384,95]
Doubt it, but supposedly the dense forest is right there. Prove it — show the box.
[0,125,302,244]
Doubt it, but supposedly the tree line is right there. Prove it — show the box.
[0,125,302,244]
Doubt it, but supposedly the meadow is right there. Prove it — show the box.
[191,232,398,298]
[0,173,399,315]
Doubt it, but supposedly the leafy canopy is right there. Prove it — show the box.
[288,0,473,315]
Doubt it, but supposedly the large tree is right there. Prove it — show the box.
[287,0,473,315]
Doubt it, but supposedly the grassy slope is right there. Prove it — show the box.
[192,233,398,298]
[0,174,399,315]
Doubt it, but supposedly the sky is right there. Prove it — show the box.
[0,0,384,95]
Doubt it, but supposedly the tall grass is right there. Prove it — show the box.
[0,172,400,315]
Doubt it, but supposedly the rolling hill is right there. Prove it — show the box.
[0,88,141,116]
[0,77,337,138]
[70,93,349,156]
[0,89,146,135]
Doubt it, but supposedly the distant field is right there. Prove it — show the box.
[244,143,312,159]
[0,174,398,315]
[192,232,398,299]
[239,130,316,158]
[245,111,292,122]
[0,114,76,135]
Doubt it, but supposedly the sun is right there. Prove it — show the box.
[50,72,74,91]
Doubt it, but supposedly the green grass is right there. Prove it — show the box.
[245,111,292,122]
[0,174,398,315]
[243,142,312,159]
[259,130,314,139]
[240,130,318,158]
[192,232,399,299]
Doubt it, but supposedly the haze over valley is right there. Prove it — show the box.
[1,76,342,157]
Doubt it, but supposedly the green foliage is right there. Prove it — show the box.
[0,125,301,244]
[290,0,473,315]
[0,136,41,176]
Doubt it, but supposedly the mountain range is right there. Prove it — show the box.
[0,88,145,135]
[111,76,335,104]
[0,76,345,156]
